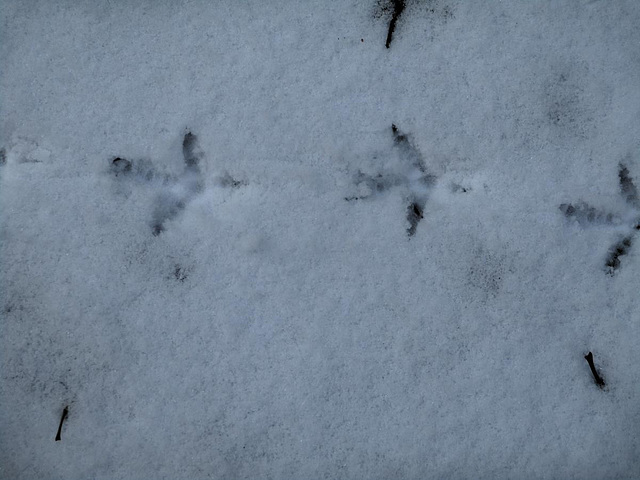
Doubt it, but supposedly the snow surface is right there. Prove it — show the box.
[1,0,639,478]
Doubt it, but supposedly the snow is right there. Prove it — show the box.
[1,0,639,478]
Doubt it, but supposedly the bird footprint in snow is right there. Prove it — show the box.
[560,163,640,274]
[110,131,205,236]
[345,124,436,236]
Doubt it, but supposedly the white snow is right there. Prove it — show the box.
[1,0,639,478]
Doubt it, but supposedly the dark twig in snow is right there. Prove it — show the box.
[55,406,69,441]
[584,352,605,388]
[385,0,405,48]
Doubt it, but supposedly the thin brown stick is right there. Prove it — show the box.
[55,406,69,441]
[584,352,605,388]
[385,0,406,48]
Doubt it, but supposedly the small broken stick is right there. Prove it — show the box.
[385,0,406,48]
[584,352,605,388]
[55,406,69,441]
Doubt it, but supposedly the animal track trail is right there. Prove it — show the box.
[345,124,436,237]
[560,163,640,274]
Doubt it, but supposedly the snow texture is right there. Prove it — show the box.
[1,0,640,478]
